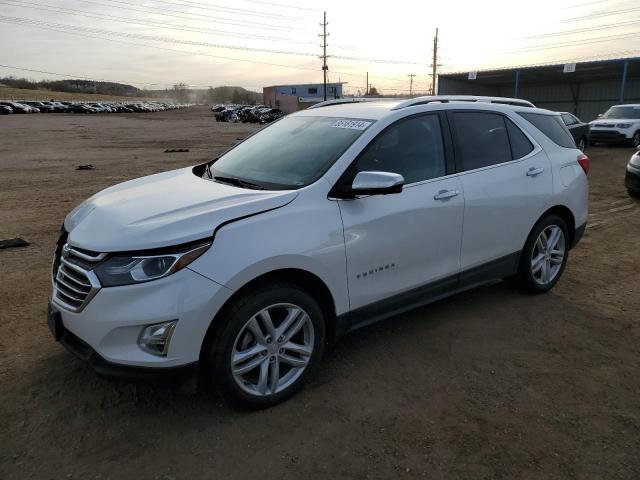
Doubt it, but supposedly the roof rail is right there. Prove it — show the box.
[308,97,399,109]
[391,95,535,110]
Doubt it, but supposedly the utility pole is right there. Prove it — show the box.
[408,73,416,97]
[366,71,368,96]
[319,11,329,101]
[430,28,440,95]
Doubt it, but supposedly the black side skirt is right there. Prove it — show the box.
[336,251,521,336]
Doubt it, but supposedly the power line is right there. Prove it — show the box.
[0,12,427,65]
[1,0,316,44]
[523,18,640,39]
[239,0,319,12]
[0,15,322,57]
[561,6,640,22]
[71,0,307,32]
[444,50,640,75]
[562,0,619,7]
[132,0,310,22]
[0,19,390,85]
[507,30,640,53]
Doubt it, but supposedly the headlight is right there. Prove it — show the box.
[630,154,640,168]
[94,241,211,287]
[616,123,633,128]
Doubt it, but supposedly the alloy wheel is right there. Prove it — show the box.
[530,225,565,285]
[231,303,314,396]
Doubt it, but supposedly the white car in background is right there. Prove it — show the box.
[589,104,640,147]
[48,96,589,408]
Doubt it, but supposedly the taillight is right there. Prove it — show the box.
[577,153,590,175]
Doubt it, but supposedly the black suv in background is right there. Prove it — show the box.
[560,112,590,151]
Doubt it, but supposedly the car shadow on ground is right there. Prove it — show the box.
[27,279,540,415]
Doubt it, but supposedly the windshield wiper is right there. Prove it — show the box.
[213,175,264,190]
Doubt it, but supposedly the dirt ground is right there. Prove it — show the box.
[1,106,639,480]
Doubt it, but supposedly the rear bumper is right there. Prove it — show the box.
[48,304,198,385]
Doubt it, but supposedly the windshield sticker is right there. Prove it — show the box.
[331,119,372,130]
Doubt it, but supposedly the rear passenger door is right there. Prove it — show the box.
[448,111,552,287]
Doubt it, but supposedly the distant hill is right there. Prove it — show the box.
[0,85,151,102]
[0,76,142,97]
[0,77,262,104]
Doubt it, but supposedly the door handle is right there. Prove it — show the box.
[526,166,545,177]
[434,189,460,200]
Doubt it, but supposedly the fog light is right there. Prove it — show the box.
[138,320,177,356]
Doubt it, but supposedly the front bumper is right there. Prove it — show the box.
[50,266,234,370]
[48,304,198,384]
[590,129,629,143]
[625,164,640,192]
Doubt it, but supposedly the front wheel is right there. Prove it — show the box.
[208,283,325,409]
[515,215,570,294]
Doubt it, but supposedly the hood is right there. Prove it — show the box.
[65,167,297,252]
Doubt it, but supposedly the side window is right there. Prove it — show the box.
[518,112,576,148]
[451,112,512,171]
[351,115,446,184]
[505,118,534,159]
[561,113,575,126]
[291,87,296,95]
[308,87,318,94]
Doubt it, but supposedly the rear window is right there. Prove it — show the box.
[518,112,575,149]
[451,112,512,171]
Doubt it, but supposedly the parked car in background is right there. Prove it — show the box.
[24,101,55,113]
[49,95,588,408]
[68,103,97,114]
[626,147,640,198]
[589,104,640,147]
[0,105,12,114]
[0,101,32,113]
[560,112,590,151]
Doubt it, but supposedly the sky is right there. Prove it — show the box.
[0,0,638,95]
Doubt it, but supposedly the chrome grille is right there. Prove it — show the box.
[52,243,106,312]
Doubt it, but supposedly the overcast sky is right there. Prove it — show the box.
[0,0,637,94]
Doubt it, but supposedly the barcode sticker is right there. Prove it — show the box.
[331,119,372,130]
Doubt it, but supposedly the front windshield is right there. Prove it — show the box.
[209,116,374,190]
[602,106,640,119]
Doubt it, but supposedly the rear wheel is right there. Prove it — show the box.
[516,215,569,294]
[628,189,640,199]
[577,136,587,152]
[632,131,640,148]
[208,283,325,409]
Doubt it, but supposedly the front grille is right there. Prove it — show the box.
[52,242,106,312]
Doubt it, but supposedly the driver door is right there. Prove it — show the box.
[335,113,464,324]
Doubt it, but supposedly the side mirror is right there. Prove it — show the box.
[350,171,404,196]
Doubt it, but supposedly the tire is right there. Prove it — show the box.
[515,215,570,294]
[632,131,640,149]
[628,189,640,199]
[577,136,587,152]
[208,282,325,409]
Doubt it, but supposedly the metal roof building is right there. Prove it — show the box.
[437,57,640,121]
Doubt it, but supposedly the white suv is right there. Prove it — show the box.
[589,104,640,147]
[49,96,589,408]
